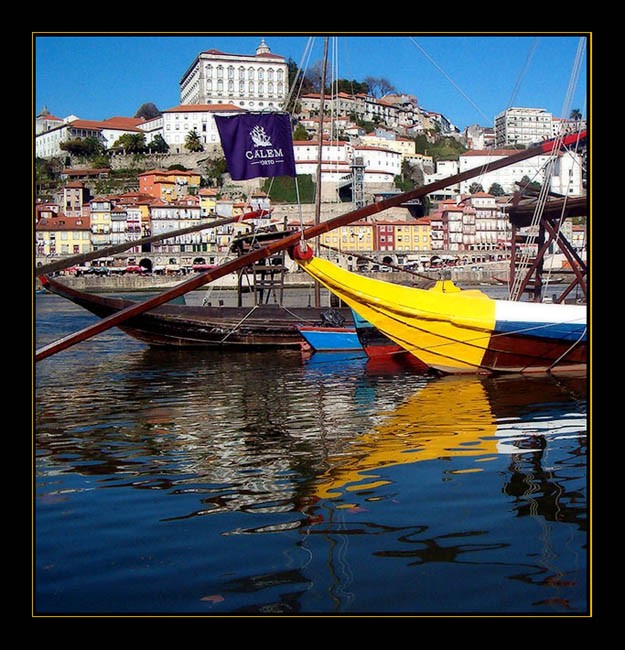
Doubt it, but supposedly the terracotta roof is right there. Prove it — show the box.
[36,215,91,230]
[461,148,561,157]
[67,119,104,131]
[200,48,284,60]
[293,140,347,146]
[68,118,142,133]
[354,145,400,154]
[163,104,244,113]
[102,116,145,128]
[138,169,200,177]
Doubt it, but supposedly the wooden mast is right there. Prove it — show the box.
[35,130,586,362]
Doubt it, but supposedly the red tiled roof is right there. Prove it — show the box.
[163,104,244,113]
[354,145,400,154]
[67,119,104,131]
[200,48,284,60]
[138,169,200,177]
[68,118,143,133]
[36,216,91,230]
[103,116,145,127]
[461,148,561,157]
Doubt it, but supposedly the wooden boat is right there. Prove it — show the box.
[351,310,430,371]
[290,254,587,374]
[296,324,362,351]
[39,274,353,351]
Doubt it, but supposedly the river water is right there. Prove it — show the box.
[34,293,589,617]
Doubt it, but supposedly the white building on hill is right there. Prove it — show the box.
[179,38,288,110]
[458,149,584,196]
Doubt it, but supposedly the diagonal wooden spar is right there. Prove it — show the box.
[35,131,586,363]
[34,211,268,277]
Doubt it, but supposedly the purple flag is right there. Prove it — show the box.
[214,112,297,180]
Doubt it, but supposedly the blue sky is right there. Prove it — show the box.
[33,32,589,130]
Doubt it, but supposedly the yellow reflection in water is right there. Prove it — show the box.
[314,375,498,499]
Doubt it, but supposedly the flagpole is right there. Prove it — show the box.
[313,36,329,308]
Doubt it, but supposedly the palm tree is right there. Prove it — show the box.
[185,129,204,153]
[570,109,583,121]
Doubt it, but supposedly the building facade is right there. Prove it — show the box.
[36,117,147,159]
[160,104,244,153]
[179,39,288,110]
[35,215,92,256]
[138,169,202,202]
[458,149,584,195]
[494,107,553,147]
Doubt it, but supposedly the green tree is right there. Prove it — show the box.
[488,183,505,196]
[185,129,204,152]
[135,102,161,119]
[60,136,104,157]
[112,132,147,154]
[519,175,541,192]
[570,108,582,121]
[331,78,370,95]
[469,182,484,194]
[293,124,310,141]
[203,157,228,187]
[149,134,169,153]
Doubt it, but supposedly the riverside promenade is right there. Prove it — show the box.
[36,261,512,293]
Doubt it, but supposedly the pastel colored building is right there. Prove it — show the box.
[138,169,202,202]
[36,215,92,256]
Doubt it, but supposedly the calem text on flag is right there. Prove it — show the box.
[214,112,297,180]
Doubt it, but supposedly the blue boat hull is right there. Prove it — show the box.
[297,326,362,351]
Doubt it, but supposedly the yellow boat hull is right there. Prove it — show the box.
[295,256,587,374]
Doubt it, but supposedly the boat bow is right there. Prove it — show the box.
[293,255,587,374]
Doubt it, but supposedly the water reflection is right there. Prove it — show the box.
[35,323,587,614]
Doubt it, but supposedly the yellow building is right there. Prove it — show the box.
[89,197,113,249]
[371,218,433,253]
[397,217,432,251]
[319,221,375,252]
[199,188,218,217]
[36,215,92,256]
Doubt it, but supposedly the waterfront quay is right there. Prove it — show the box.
[35,260,512,293]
